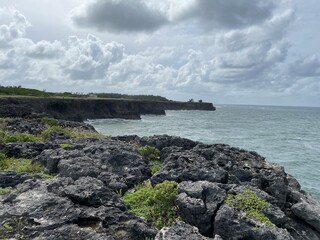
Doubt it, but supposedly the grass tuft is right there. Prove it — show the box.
[225,188,275,227]
[138,146,162,175]
[122,181,179,229]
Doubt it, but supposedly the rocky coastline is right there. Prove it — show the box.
[0,116,320,240]
[0,97,215,121]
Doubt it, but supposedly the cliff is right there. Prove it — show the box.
[0,97,215,121]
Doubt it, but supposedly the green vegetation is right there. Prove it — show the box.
[225,189,274,227]
[40,126,72,140]
[0,187,16,196]
[0,153,44,174]
[3,133,40,143]
[138,146,162,175]
[59,143,72,149]
[41,117,59,127]
[122,181,179,229]
[150,160,162,175]
[138,146,160,161]
[0,86,170,102]
[2,223,12,231]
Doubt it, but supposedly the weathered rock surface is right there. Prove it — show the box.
[155,221,213,240]
[1,118,320,239]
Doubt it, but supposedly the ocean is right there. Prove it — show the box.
[88,105,320,200]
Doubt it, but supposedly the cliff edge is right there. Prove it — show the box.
[0,97,215,121]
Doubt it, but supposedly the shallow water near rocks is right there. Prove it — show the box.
[88,104,320,200]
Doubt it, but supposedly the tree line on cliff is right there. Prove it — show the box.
[0,86,170,102]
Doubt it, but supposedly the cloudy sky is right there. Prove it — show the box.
[0,0,319,106]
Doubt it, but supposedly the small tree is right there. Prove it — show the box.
[188,99,194,102]
[198,99,203,103]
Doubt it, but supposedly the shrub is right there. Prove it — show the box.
[138,146,160,161]
[122,181,179,229]
[225,189,274,227]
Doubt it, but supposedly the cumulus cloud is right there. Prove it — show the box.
[71,0,168,33]
[0,8,30,48]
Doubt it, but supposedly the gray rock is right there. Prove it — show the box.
[176,181,226,236]
[155,221,212,240]
[2,142,57,159]
[213,204,294,240]
[0,171,34,187]
[150,150,228,185]
[291,192,320,232]
[30,224,115,240]
[33,138,151,190]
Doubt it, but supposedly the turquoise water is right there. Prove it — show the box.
[88,105,320,200]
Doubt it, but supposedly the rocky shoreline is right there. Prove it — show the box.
[0,117,320,240]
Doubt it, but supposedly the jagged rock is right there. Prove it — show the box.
[291,191,320,232]
[1,117,320,240]
[29,225,115,240]
[139,135,198,150]
[57,177,125,209]
[176,181,226,236]
[213,204,294,240]
[0,171,34,187]
[150,148,228,185]
[1,142,57,159]
[0,178,157,240]
[4,118,45,134]
[155,221,212,240]
[33,138,151,190]
[102,207,157,240]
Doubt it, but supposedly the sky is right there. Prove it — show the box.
[0,0,319,107]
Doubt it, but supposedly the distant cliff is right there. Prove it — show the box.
[0,97,215,121]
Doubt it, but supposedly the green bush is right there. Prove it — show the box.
[122,181,179,229]
[3,133,40,143]
[225,189,274,227]
[138,146,160,161]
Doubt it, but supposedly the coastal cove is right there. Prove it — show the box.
[89,105,320,201]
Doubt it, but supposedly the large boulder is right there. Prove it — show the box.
[33,138,152,191]
[176,181,226,236]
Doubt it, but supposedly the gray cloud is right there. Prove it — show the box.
[176,0,275,29]
[290,55,320,77]
[71,0,168,33]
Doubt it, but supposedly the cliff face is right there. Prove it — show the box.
[0,97,215,121]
